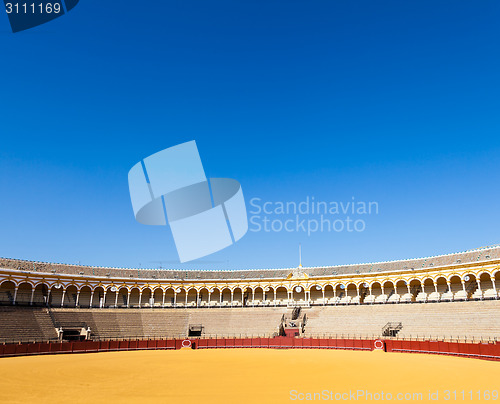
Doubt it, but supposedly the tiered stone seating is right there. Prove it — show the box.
[454,290,468,301]
[50,310,98,333]
[483,288,498,299]
[48,307,287,339]
[427,292,441,302]
[33,310,60,340]
[440,291,454,301]
[0,290,12,304]
[363,295,375,304]
[303,300,500,340]
[52,310,147,339]
[186,307,286,337]
[387,294,400,304]
[399,293,413,303]
[141,311,188,337]
[1,300,499,342]
[415,292,427,303]
[0,307,57,342]
[472,289,484,300]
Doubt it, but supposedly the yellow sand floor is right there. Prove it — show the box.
[0,349,498,403]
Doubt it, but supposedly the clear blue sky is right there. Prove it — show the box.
[1,0,499,270]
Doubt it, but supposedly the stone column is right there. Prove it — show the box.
[61,289,66,307]
[30,288,35,306]
[13,286,18,305]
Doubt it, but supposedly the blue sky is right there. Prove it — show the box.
[0,0,499,270]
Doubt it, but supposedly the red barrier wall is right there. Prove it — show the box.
[1,338,499,361]
[385,339,500,361]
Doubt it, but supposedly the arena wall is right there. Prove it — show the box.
[1,337,500,363]
[1,246,499,347]
[1,246,499,310]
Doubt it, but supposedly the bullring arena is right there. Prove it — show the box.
[1,245,499,403]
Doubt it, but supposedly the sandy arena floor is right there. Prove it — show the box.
[0,349,498,403]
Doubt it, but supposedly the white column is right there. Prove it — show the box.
[434,282,438,293]
[30,288,35,306]
[322,289,325,305]
[196,290,199,307]
[162,290,166,307]
[60,289,66,307]
[127,290,131,308]
[252,290,255,306]
[89,291,94,308]
[208,291,211,306]
[114,291,119,308]
[139,291,142,308]
[406,283,411,294]
[46,289,51,307]
[13,286,18,305]
[231,291,234,306]
[185,291,188,306]
[174,291,177,307]
[492,278,497,298]
[76,291,80,307]
[102,291,106,308]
